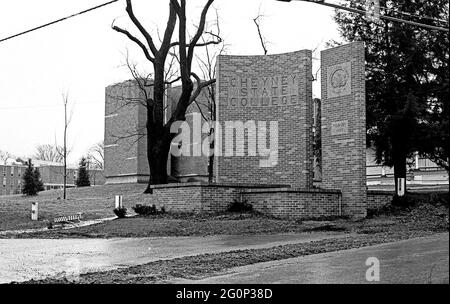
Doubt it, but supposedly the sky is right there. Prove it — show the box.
[0,0,342,165]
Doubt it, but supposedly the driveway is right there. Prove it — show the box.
[0,232,351,283]
[176,233,449,284]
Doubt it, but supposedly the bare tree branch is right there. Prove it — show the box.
[124,0,158,56]
[253,14,268,55]
[112,22,155,63]
[0,150,13,165]
[187,0,215,69]
[86,141,104,170]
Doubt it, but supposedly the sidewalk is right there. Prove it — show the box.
[0,216,117,236]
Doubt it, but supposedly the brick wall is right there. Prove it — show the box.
[147,183,269,213]
[145,183,341,219]
[320,42,367,218]
[242,188,341,219]
[145,184,204,212]
[367,190,393,210]
[215,51,314,188]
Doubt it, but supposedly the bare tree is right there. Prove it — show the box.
[0,150,13,165]
[61,92,72,200]
[113,0,221,192]
[33,144,66,163]
[86,141,104,170]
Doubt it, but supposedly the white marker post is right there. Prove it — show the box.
[115,195,123,209]
[396,178,406,197]
[31,202,38,221]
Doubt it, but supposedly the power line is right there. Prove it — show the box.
[0,101,103,110]
[377,5,448,24]
[333,1,449,31]
[0,0,119,44]
[278,0,449,32]
[339,0,449,24]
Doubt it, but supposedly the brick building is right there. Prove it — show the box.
[0,163,104,196]
[0,165,25,196]
[38,165,105,190]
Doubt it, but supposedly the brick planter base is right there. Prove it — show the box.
[144,182,343,219]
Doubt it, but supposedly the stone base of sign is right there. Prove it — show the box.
[145,182,342,219]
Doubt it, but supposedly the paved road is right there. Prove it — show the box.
[177,233,449,284]
[0,232,350,283]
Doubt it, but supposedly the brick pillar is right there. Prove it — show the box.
[320,42,367,218]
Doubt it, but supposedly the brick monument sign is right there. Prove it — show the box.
[215,50,314,188]
[104,42,369,219]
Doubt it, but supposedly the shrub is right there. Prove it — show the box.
[391,194,416,207]
[227,199,253,213]
[132,204,166,216]
[369,192,449,218]
[113,207,127,218]
[160,206,166,214]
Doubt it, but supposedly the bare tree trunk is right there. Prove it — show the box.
[114,0,218,192]
[144,133,172,192]
[63,96,67,200]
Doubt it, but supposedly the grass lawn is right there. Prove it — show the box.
[6,194,449,239]
[1,184,448,240]
[0,184,147,231]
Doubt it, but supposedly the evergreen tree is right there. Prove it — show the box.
[22,161,38,196]
[333,0,449,193]
[76,157,91,187]
[33,167,45,192]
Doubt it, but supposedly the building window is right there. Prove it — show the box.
[2,167,5,176]
[2,177,6,187]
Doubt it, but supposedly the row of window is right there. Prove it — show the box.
[2,177,21,187]
[1,189,20,195]
[1,167,22,177]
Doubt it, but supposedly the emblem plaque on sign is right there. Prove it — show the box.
[327,61,352,98]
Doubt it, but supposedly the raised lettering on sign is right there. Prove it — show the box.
[221,74,300,107]
[331,120,349,136]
